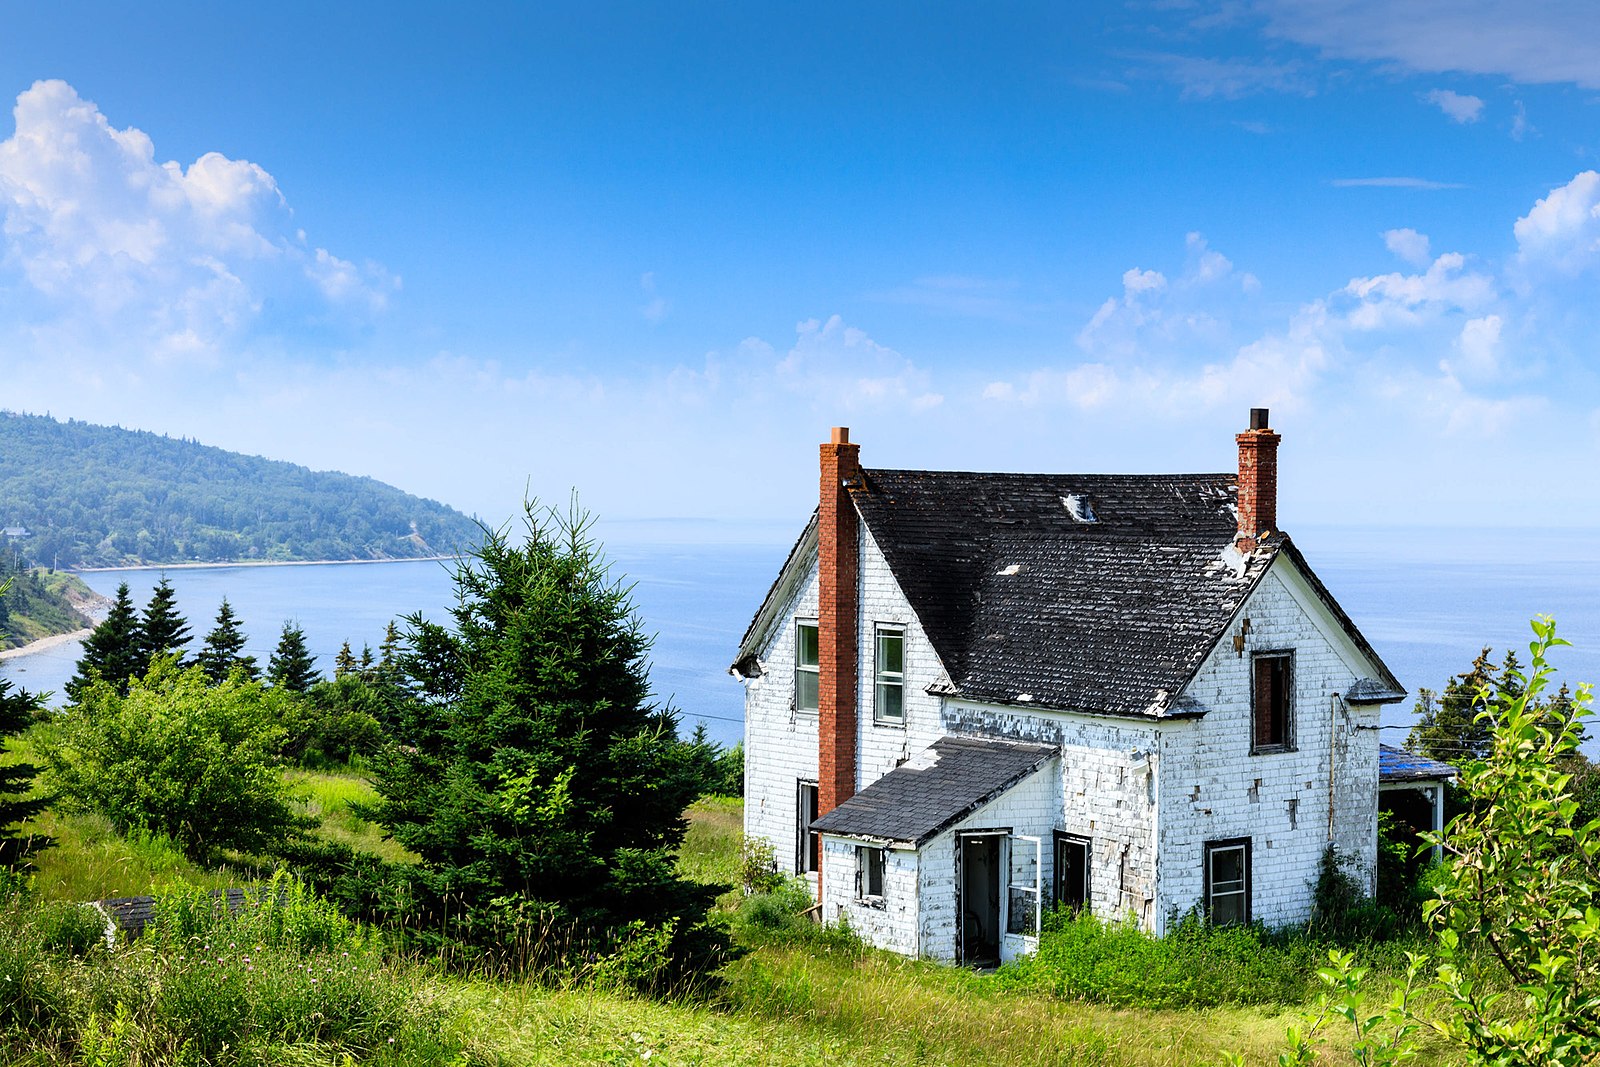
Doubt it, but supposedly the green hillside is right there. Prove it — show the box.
[0,411,482,569]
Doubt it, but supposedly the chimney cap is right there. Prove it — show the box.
[1249,408,1270,431]
[830,427,851,444]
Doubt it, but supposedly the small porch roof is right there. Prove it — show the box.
[1378,744,1457,785]
[811,735,1057,847]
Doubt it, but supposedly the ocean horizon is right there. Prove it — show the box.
[4,522,1597,755]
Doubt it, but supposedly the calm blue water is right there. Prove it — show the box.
[4,525,1598,754]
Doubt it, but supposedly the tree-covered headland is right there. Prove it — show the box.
[0,410,481,568]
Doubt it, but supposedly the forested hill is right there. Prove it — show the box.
[0,412,483,569]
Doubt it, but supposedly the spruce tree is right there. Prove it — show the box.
[196,597,258,684]
[268,622,321,692]
[138,577,191,664]
[371,502,721,973]
[379,621,403,671]
[334,641,357,679]
[0,671,48,868]
[66,581,144,700]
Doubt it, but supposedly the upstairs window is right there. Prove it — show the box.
[1204,838,1251,926]
[794,621,819,714]
[1252,652,1293,752]
[874,625,905,724]
[857,845,886,902]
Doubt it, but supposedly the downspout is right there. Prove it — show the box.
[1327,693,1341,842]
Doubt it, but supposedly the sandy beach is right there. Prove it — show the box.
[0,628,91,661]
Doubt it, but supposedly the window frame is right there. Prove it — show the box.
[856,844,886,904]
[794,619,819,715]
[1250,650,1294,754]
[873,624,906,725]
[1053,832,1091,913]
[1203,837,1252,926]
[796,780,820,875]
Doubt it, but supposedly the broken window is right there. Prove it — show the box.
[1054,833,1090,913]
[874,625,904,724]
[1204,838,1251,926]
[856,845,885,902]
[795,620,819,714]
[1252,652,1293,752]
[796,781,819,874]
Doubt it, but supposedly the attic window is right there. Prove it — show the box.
[1062,494,1098,524]
[795,621,819,714]
[1251,652,1293,753]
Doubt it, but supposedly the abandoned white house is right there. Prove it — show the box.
[732,409,1442,966]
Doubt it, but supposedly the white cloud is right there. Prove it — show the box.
[1339,252,1496,330]
[778,315,942,410]
[1422,88,1484,123]
[1442,314,1504,379]
[1513,170,1600,274]
[1511,100,1531,141]
[1257,0,1600,90]
[1330,176,1465,190]
[1383,227,1431,266]
[1076,234,1258,359]
[0,79,395,362]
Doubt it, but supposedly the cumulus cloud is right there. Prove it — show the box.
[0,79,395,362]
[1422,88,1484,123]
[1442,314,1504,380]
[1513,170,1600,274]
[1383,228,1431,265]
[1337,253,1496,330]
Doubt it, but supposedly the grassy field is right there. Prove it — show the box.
[1,769,1461,1066]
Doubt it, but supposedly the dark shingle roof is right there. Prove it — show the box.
[811,735,1057,845]
[1379,745,1458,783]
[851,468,1275,716]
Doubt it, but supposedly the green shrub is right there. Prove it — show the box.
[41,660,309,863]
[1004,908,1314,1009]
[732,877,860,955]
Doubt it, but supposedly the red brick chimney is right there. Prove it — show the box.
[818,427,860,817]
[1235,408,1281,553]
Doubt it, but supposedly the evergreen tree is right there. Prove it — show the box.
[137,577,191,663]
[0,675,46,868]
[268,622,321,692]
[334,641,357,679]
[195,597,258,684]
[65,581,144,700]
[370,502,722,971]
[379,621,403,671]
[1407,648,1499,765]
[359,643,374,675]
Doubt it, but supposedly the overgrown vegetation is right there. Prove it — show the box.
[0,872,483,1065]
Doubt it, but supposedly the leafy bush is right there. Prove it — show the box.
[40,660,308,863]
[1004,908,1316,1009]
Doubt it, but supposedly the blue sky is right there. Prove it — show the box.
[2,2,1599,534]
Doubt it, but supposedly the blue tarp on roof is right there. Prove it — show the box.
[1379,744,1457,783]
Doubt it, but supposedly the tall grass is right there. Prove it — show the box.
[0,873,485,1065]
[284,767,418,864]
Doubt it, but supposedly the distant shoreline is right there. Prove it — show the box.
[0,628,91,661]
[74,556,454,574]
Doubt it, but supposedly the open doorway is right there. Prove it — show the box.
[959,832,1002,965]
